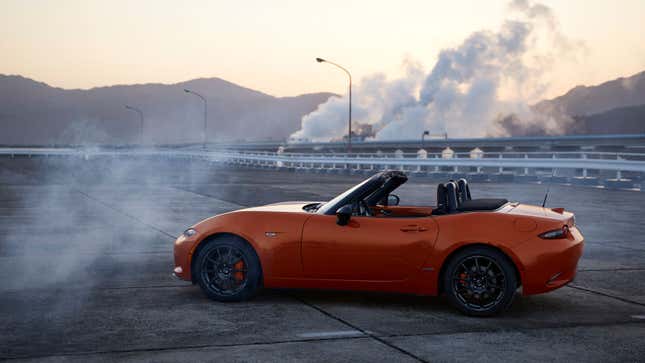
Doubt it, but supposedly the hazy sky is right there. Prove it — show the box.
[1,0,644,98]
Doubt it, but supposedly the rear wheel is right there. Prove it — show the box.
[442,246,517,316]
[194,237,262,302]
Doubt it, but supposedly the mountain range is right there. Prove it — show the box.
[1,70,644,146]
[522,70,645,136]
[0,75,334,146]
[534,71,645,117]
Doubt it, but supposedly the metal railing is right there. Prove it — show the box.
[2,147,645,174]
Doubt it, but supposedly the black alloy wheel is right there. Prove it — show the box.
[195,237,262,302]
[443,246,517,316]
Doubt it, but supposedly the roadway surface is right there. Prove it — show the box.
[1,157,644,362]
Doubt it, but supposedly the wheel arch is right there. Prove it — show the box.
[437,242,523,293]
[190,232,264,285]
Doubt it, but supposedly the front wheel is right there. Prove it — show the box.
[442,246,518,316]
[194,237,262,302]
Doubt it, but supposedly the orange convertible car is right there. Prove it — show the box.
[173,171,583,316]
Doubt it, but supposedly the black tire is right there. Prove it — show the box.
[442,246,517,317]
[194,236,262,302]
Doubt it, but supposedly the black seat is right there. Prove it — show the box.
[456,178,506,211]
[434,183,448,215]
[445,181,458,213]
[435,182,458,214]
[436,179,507,214]
[457,178,472,203]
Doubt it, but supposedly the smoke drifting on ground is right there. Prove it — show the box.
[0,155,229,303]
[290,0,583,142]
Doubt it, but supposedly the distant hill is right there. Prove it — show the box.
[498,70,645,136]
[0,75,335,146]
[533,71,645,117]
[570,104,645,134]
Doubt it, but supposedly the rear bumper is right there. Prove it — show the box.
[514,226,584,295]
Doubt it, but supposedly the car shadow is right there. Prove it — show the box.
[264,287,568,316]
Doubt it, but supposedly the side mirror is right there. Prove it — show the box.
[336,204,352,226]
[387,194,400,206]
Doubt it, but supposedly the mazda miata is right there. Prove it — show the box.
[173,171,583,316]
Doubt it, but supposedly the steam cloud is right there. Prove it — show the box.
[290,0,582,142]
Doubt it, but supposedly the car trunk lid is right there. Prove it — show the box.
[506,203,574,226]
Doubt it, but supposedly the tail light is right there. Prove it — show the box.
[539,225,569,239]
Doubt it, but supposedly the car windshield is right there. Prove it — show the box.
[316,177,375,215]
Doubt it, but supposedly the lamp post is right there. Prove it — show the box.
[316,57,352,153]
[421,130,430,148]
[125,105,144,145]
[184,88,208,149]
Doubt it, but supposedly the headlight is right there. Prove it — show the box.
[182,228,197,237]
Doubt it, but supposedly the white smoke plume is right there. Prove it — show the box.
[290,0,582,142]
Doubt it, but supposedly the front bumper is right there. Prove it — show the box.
[173,235,198,281]
[514,226,584,295]
[171,266,184,281]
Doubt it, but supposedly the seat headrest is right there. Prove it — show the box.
[457,178,472,203]
[444,181,458,213]
[436,183,447,213]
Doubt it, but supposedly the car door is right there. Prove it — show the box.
[301,214,438,281]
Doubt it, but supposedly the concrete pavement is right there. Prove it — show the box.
[1,158,644,362]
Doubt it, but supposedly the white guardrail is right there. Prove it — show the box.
[1,147,645,174]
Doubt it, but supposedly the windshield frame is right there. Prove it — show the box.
[316,171,406,215]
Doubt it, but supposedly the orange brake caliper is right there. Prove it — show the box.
[460,273,468,286]
[234,261,245,282]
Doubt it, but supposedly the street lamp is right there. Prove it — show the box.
[421,130,430,147]
[125,105,144,146]
[184,88,208,149]
[316,57,352,153]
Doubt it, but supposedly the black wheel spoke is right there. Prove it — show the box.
[201,245,249,296]
[452,255,506,312]
[214,248,222,262]
[225,247,233,263]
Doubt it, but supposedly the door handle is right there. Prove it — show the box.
[400,225,427,232]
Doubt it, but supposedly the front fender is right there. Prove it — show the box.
[173,210,311,282]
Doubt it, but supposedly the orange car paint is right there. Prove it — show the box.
[173,201,583,296]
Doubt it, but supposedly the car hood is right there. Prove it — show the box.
[239,201,324,213]
[189,201,321,238]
